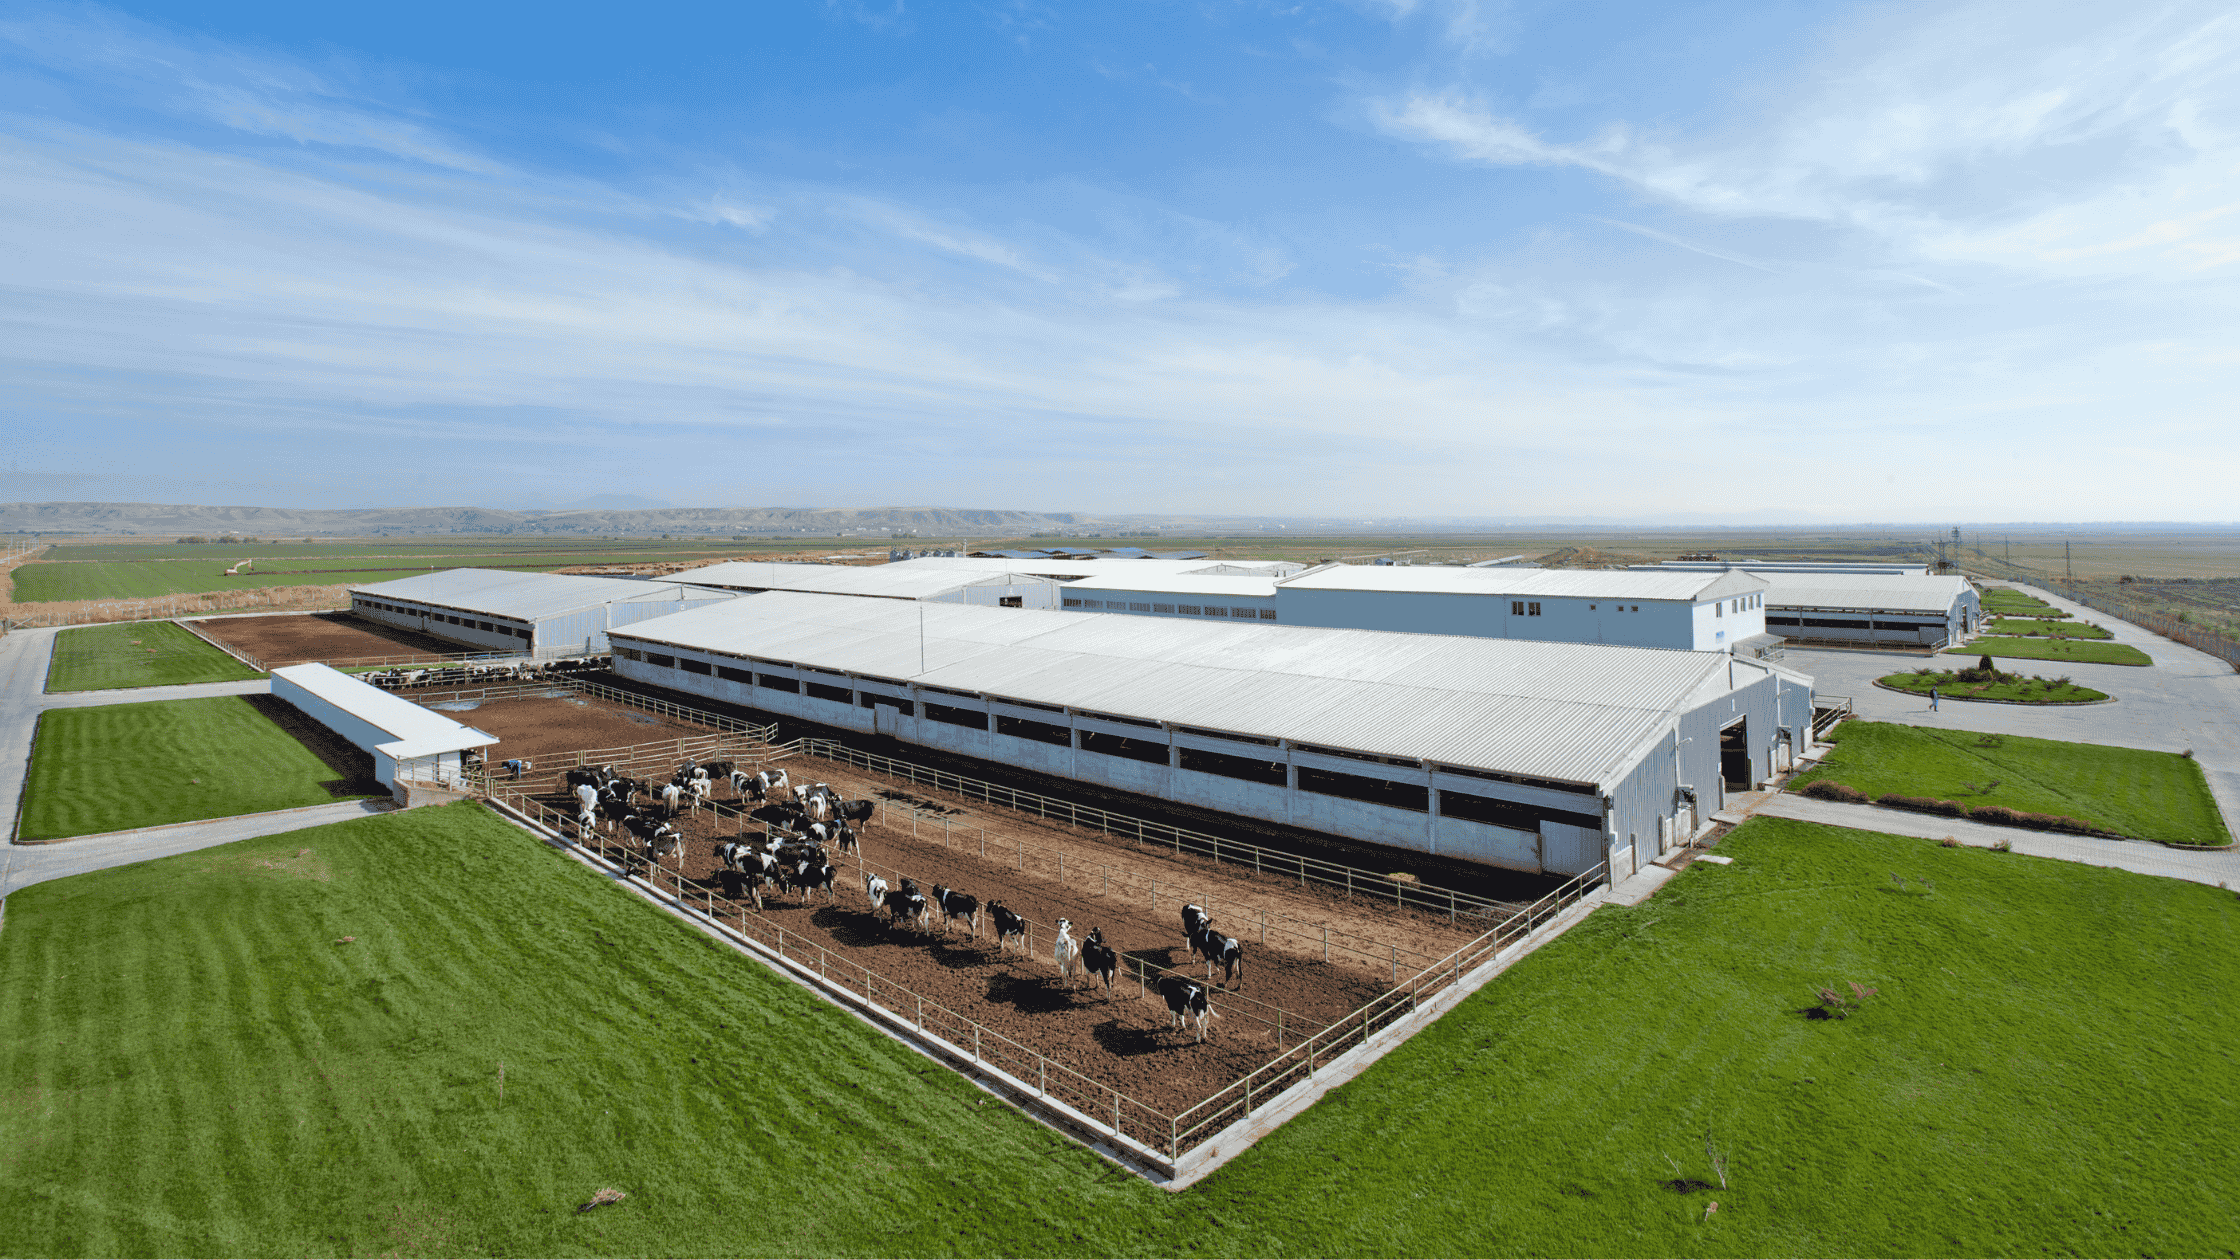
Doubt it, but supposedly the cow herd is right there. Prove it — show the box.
[363,655,604,690]
[563,758,1246,1046]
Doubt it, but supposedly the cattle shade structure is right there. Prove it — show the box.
[347,568,738,658]
[1072,563,1774,654]
[672,560,1066,608]
[269,662,498,789]
[604,591,1814,881]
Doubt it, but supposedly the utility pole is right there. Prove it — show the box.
[2065,540,2072,587]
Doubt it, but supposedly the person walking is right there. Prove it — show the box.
[1929,687,1940,712]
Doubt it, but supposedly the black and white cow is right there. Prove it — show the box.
[838,798,876,827]
[831,821,861,854]
[1080,927,1118,998]
[786,862,838,903]
[1190,924,1244,990]
[987,901,1025,955]
[1180,903,1210,954]
[1157,976,1213,1043]
[882,886,929,932]
[931,886,980,937]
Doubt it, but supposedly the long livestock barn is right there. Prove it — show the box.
[675,560,1066,608]
[605,592,1814,881]
[271,662,497,790]
[1630,563,1978,647]
[348,568,737,657]
[1058,563,1779,656]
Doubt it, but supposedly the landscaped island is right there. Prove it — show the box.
[1879,661,2107,705]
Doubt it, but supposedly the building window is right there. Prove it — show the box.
[804,681,852,704]
[857,692,915,716]
[999,596,1022,608]
[1204,606,1228,616]
[1130,602,1151,612]
[923,701,989,730]
[1229,607,1258,619]
[1063,598,1082,608]
[1298,766,1429,813]
[1179,746,1287,785]
[716,664,752,684]
[614,647,644,663]
[1078,729,1168,764]
[644,652,675,669]
[995,714,1071,746]
[1153,603,1176,613]
[679,658,712,676]
[1258,609,1277,620]
[1511,600,1525,615]
[1082,599,1103,609]
[1716,602,1724,617]
[1439,790,1602,833]
[1178,605,1202,615]
[1528,602,1541,616]
[756,674,800,693]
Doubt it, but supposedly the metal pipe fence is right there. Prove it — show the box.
[866,785,1471,980]
[1996,574,2240,670]
[791,737,1520,924]
[489,788,1604,1166]
[1166,861,1606,1155]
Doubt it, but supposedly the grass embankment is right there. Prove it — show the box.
[3,807,2237,1256]
[1790,721,2229,846]
[19,696,379,840]
[43,620,265,692]
[1982,617,2112,640]
[1947,637,2152,666]
[1879,668,2107,705]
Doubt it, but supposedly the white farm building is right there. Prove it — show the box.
[347,569,738,658]
[603,592,1815,881]
[674,560,1066,608]
[271,663,497,790]
[1056,563,1777,655]
[1632,564,1980,648]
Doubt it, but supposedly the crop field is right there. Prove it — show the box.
[1946,637,2152,666]
[44,620,264,692]
[2,807,2233,1257]
[18,695,381,840]
[1787,721,2230,846]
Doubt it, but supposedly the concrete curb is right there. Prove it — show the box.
[11,796,396,847]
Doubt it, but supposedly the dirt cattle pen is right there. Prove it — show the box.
[186,612,503,669]
[371,674,1608,1173]
[467,688,1604,1172]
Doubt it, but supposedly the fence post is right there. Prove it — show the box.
[1323,926,1328,963]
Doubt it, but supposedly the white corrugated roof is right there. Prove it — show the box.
[890,556,1302,579]
[349,568,723,621]
[611,591,1742,789]
[674,560,1054,599]
[1062,573,1279,598]
[272,663,499,754]
[1751,572,1970,614]
[1276,564,1766,601]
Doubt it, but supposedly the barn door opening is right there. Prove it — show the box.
[1720,718,1750,791]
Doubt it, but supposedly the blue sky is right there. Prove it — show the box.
[3,0,2236,520]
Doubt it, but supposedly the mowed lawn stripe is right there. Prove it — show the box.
[1789,721,2230,844]
[2,805,2236,1256]
[44,620,264,692]
[19,696,377,841]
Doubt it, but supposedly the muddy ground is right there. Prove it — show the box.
[188,612,472,666]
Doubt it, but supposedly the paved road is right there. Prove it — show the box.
[1785,582,2240,842]
[1752,794,2237,886]
[1,625,274,845]
[1,800,398,897]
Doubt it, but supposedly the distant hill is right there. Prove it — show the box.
[0,501,1098,537]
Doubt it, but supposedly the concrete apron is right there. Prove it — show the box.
[483,796,1611,1190]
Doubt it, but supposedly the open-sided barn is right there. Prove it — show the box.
[271,662,497,790]
[347,568,737,657]
[604,591,1814,881]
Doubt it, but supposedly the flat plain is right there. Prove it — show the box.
[1787,721,2230,845]
[19,695,379,840]
[44,620,264,692]
[2,806,2235,1257]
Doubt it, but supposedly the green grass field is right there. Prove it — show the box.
[1790,721,2230,845]
[2,807,2235,1257]
[1878,669,2107,705]
[18,696,378,840]
[1980,589,2066,616]
[8,552,749,603]
[1982,616,2113,639]
[1946,637,2152,666]
[44,620,265,692]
